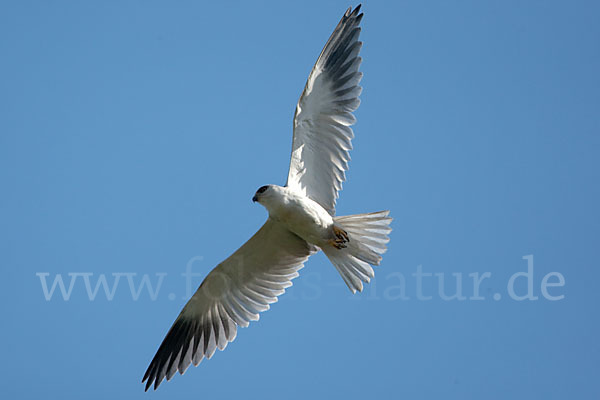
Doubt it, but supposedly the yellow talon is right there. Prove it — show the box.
[330,225,349,249]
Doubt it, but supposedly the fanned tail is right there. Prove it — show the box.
[323,211,392,293]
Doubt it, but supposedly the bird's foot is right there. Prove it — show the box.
[330,225,349,249]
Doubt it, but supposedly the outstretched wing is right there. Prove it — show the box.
[142,219,315,391]
[286,5,364,215]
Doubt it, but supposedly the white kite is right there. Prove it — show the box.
[143,5,391,390]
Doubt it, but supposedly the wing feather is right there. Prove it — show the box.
[286,6,364,215]
[142,219,315,390]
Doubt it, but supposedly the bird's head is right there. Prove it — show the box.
[253,185,289,215]
[252,185,272,204]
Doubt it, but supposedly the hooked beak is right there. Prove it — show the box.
[252,195,258,203]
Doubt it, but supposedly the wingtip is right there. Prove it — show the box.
[142,366,154,391]
[356,12,364,24]
[142,371,163,392]
[344,5,363,26]
[345,5,362,19]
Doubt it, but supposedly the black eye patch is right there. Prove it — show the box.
[257,186,269,194]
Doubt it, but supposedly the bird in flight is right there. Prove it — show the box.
[143,4,391,391]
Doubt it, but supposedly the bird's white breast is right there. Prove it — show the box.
[266,186,333,246]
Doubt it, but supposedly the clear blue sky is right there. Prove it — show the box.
[1,1,598,398]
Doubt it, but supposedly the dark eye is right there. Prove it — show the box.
[257,185,269,194]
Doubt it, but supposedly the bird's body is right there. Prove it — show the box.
[255,185,333,246]
[143,5,393,391]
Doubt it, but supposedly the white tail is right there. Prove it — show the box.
[322,211,392,293]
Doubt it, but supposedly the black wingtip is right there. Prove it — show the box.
[345,5,362,18]
[345,5,363,23]
[142,365,161,391]
[142,367,152,391]
[142,375,153,391]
